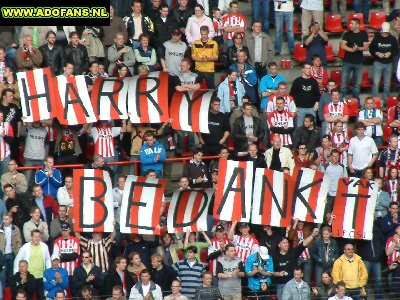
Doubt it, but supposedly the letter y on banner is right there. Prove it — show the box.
[213,158,253,222]
[73,169,114,232]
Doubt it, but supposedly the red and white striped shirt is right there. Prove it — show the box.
[386,236,400,265]
[387,180,399,202]
[222,14,246,40]
[46,125,57,142]
[266,94,297,115]
[323,102,349,134]
[53,236,80,275]
[297,229,311,260]
[330,131,349,165]
[208,237,231,275]
[91,126,121,158]
[232,234,259,263]
[267,110,294,146]
[0,122,14,161]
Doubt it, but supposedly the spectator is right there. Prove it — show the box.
[43,254,69,300]
[225,32,250,68]
[160,29,188,76]
[140,131,166,178]
[71,251,103,298]
[107,32,136,75]
[105,285,127,300]
[130,269,163,300]
[194,271,222,300]
[134,33,157,72]
[266,81,296,117]
[56,176,74,215]
[273,0,295,56]
[171,0,193,41]
[173,245,205,298]
[318,80,338,134]
[127,251,147,278]
[15,35,43,71]
[23,206,49,243]
[52,223,80,276]
[64,31,90,75]
[164,279,188,300]
[145,0,162,22]
[267,97,294,148]
[374,177,391,219]
[222,2,246,48]
[35,155,62,200]
[265,135,295,173]
[323,88,349,134]
[282,268,311,300]
[49,205,73,240]
[30,184,59,228]
[387,99,400,135]
[230,96,259,131]
[185,4,214,47]
[293,143,314,168]
[245,246,274,296]
[292,114,321,152]
[1,159,27,195]
[312,271,335,299]
[0,110,14,179]
[300,0,324,38]
[339,18,369,100]
[85,154,115,179]
[173,58,201,92]
[217,69,245,114]
[19,26,50,48]
[4,184,30,230]
[244,20,274,77]
[156,232,183,267]
[103,256,137,298]
[183,229,212,261]
[358,96,383,146]
[14,229,51,300]
[332,243,368,300]
[150,253,177,295]
[329,121,349,167]
[304,25,329,68]
[232,103,263,153]
[123,0,154,50]
[207,223,231,279]
[289,63,320,127]
[10,260,36,300]
[327,281,353,300]
[310,55,329,95]
[0,67,21,109]
[191,25,218,89]
[124,234,159,269]
[39,30,64,75]
[153,4,176,59]
[385,167,400,202]
[228,221,259,264]
[259,62,286,111]
[198,98,230,156]
[0,27,18,70]
[347,122,378,178]
[379,201,399,241]
[84,61,101,94]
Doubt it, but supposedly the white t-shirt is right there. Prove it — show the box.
[348,135,378,170]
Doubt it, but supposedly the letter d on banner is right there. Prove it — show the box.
[73,169,114,232]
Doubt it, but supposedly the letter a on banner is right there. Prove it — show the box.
[127,72,169,123]
[252,169,294,227]
[120,175,167,235]
[73,169,114,232]
[332,177,377,240]
[167,188,214,233]
[213,158,253,222]
[170,90,213,133]
[17,67,57,122]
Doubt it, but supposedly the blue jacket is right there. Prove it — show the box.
[245,252,274,291]
[43,266,69,299]
[379,212,398,241]
[259,73,286,111]
[139,141,166,174]
[217,77,245,114]
[35,168,62,199]
[229,63,258,86]
[310,238,339,269]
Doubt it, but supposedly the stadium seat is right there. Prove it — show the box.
[330,70,342,87]
[177,250,184,260]
[347,98,359,117]
[347,127,353,138]
[325,43,335,62]
[383,125,393,141]
[373,97,382,110]
[360,69,372,89]
[293,44,307,62]
[347,13,366,30]
[283,17,301,35]
[200,79,208,89]
[369,12,386,30]
[387,96,398,110]
[337,46,345,59]
[324,14,345,33]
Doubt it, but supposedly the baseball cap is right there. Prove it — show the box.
[382,22,391,33]
[60,223,70,231]
[215,224,224,232]
[258,246,269,260]
[51,253,60,261]
[172,29,182,36]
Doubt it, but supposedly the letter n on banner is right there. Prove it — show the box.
[332,177,377,240]
[167,188,214,233]
[119,175,167,235]
[213,158,253,222]
[17,67,58,122]
[251,169,294,227]
[73,169,114,232]
[292,168,330,223]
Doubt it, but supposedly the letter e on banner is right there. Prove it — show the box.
[73,169,114,232]
[213,158,253,222]
[120,175,167,235]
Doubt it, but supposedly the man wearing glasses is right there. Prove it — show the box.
[332,243,368,300]
[164,280,189,300]
[71,251,102,298]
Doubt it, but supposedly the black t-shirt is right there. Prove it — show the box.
[271,244,306,285]
[342,30,369,64]
[201,111,229,145]
[289,77,321,108]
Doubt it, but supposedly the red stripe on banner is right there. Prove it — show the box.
[26,70,40,121]
[305,171,321,222]
[68,77,88,124]
[130,177,145,233]
[261,169,273,225]
[139,75,150,123]
[190,190,204,232]
[72,169,84,232]
[354,179,369,239]
[93,170,106,232]
[232,161,246,221]
[191,91,202,133]
[213,158,228,219]
[175,189,191,233]
[332,179,347,238]
[170,91,183,131]
[152,179,166,235]
[157,72,170,123]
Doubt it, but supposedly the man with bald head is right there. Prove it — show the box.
[265,135,295,173]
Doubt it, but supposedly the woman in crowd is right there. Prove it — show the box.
[225,32,250,68]
[311,271,335,299]
[134,33,157,73]
[156,231,183,267]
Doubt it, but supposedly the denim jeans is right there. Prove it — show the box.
[252,0,271,33]
[347,287,362,300]
[175,131,197,154]
[340,62,363,100]
[24,158,44,187]
[298,258,312,283]
[353,0,370,22]
[0,253,14,289]
[296,107,315,127]
[372,61,392,102]
[274,11,294,54]
[364,260,383,300]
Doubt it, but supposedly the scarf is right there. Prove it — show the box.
[364,109,377,136]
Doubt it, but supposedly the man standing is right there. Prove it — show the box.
[332,243,368,300]
[34,155,62,200]
[150,253,177,295]
[323,88,349,134]
[139,131,166,178]
[217,69,245,114]
[228,221,260,264]
[273,0,295,56]
[56,175,74,215]
[23,206,49,243]
[39,30,64,75]
[292,114,322,152]
[43,254,69,300]
[124,0,154,49]
[245,246,274,296]
[289,63,320,127]
[53,223,80,277]
[266,82,296,117]
[222,2,246,48]
[4,184,30,230]
[49,205,73,240]
[30,184,59,229]
[107,32,136,75]
[259,62,286,111]
[378,134,399,178]
[15,35,43,71]
[64,32,89,75]
[339,18,369,100]
[1,159,27,195]
[282,268,311,300]
[161,29,188,77]
[129,269,163,300]
[318,79,338,134]
[265,135,295,173]
[267,97,294,148]
[347,122,378,178]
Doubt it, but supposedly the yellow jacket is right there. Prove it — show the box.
[332,253,368,289]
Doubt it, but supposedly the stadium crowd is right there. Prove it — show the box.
[2,0,400,299]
